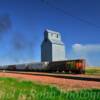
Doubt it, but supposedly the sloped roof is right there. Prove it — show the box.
[45,29,60,34]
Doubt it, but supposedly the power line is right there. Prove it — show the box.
[41,0,100,29]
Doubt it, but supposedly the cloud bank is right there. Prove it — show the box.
[72,44,100,53]
[72,44,100,66]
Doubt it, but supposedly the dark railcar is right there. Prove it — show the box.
[47,61,67,72]
[7,65,16,70]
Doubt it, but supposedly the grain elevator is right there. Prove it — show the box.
[41,29,65,62]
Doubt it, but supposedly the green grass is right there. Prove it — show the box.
[85,67,100,75]
[0,77,99,100]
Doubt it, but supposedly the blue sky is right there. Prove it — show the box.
[0,0,100,66]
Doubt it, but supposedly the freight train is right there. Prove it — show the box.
[1,59,85,74]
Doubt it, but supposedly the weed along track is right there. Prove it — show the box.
[0,72,100,90]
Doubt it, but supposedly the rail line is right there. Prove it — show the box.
[0,70,100,82]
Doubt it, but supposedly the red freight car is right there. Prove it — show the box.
[66,59,85,74]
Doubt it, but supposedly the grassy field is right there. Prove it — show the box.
[85,67,100,75]
[0,77,99,100]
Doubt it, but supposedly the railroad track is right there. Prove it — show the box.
[0,70,100,82]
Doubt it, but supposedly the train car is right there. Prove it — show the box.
[0,65,8,70]
[47,61,66,72]
[7,65,16,70]
[25,62,49,72]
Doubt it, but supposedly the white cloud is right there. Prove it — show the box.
[72,44,100,53]
[72,44,100,66]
